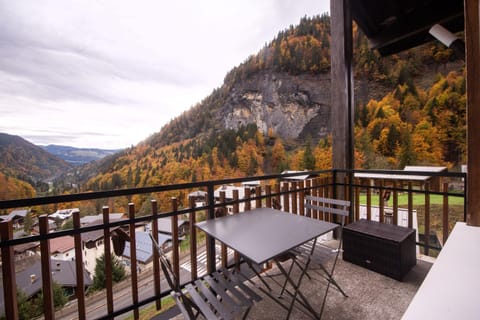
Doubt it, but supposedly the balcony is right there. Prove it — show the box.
[0,169,465,319]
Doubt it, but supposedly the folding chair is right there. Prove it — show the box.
[281,196,349,317]
[149,233,261,320]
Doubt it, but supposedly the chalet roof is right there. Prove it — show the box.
[281,170,315,181]
[146,217,188,235]
[188,190,207,198]
[122,231,172,263]
[214,185,246,200]
[0,209,29,221]
[355,166,448,181]
[49,208,79,220]
[49,235,75,254]
[349,0,464,56]
[14,241,40,254]
[80,212,126,225]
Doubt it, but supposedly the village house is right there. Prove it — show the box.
[0,259,92,315]
[50,235,75,261]
[0,209,30,230]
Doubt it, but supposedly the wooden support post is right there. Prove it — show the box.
[466,0,480,226]
[331,0,354,200]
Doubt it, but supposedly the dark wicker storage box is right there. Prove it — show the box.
[343,219,416,281]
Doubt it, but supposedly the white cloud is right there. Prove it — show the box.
[0,0,329,149]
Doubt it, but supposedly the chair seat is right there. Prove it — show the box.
[149,232,261,320]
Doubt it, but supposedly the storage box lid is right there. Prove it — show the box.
[344,219,415,242]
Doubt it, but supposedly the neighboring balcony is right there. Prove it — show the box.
[0,169,466,319]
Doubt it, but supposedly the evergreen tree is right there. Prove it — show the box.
[91,253,126,291]
[303,138,316,170]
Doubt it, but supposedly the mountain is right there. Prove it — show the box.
[58,14,465,195]
[0,133,72,183]
[41,145,122,166]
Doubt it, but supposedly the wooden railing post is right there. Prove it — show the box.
[39,215,55,320]
[291,181,298,214]
[232,189,241,267]
[442,182,450,243]
[255,186,262,209]
[244,187,251,211]
[72,211,86,320]
[408,182,413,229]
[265,184,272,208]
[282,183,290,213]
[151,200,161,310]
[221,191,229,268]
[366,183,372,221]
[128,203,139,320]
[379,180,385,224]
[188,197,198,281]
[354,178,360,221]
[0,220,18,320]
[273,183,282,206]
[393,181,398,225]
[102,206,114,315]
[171,198,180,285]
[205,184,216,275]
[424,183,431,256]
[299,180,305,216]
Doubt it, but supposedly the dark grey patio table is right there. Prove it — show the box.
[196,207,338,319]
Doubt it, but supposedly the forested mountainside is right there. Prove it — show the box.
[73,14,464,195]
[0,171,36,201]
[0,133,72,189]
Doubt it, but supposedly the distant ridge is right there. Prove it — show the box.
[41,144,122,166]
[0,133,72,182]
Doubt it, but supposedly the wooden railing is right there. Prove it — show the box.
[0,169,465,319]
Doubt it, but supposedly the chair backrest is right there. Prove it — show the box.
[304,195,350,227]
[149,233,198,319]
[149,233,179,291]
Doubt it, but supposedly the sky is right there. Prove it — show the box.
[0,0,330,150]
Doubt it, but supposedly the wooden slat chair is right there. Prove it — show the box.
[149,233,261,320]
[281,196,349,317]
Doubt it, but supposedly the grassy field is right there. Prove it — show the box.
[358,194,465,206]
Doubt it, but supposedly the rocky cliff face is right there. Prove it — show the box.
[221,71,332,143]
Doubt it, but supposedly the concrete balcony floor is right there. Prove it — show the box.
[163,252,432,320]
[248,255,432,320]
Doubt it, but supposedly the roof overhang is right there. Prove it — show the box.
[349,0,464,56]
